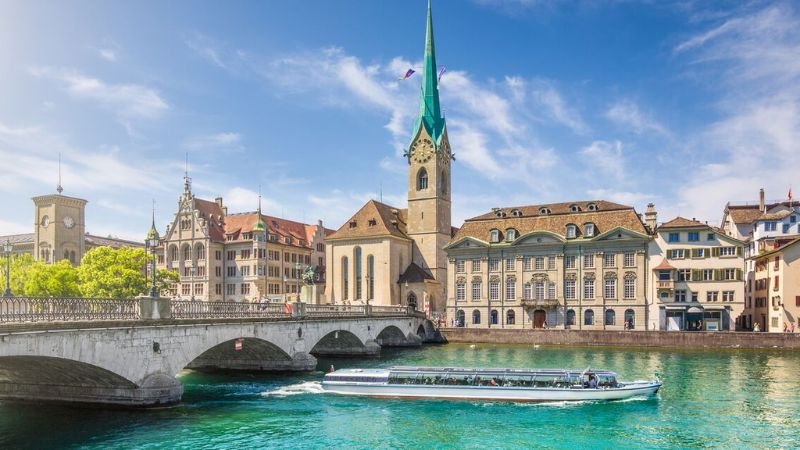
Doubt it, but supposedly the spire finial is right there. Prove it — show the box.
[56,153,63,194]
[183,152,192,195]
[410,0,445,150]
[253,184,267,233]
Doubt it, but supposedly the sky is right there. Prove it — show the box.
[1,0,799,241]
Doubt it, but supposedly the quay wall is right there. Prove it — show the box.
[440,328,800,350]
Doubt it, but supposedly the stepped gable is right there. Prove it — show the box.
[658,217,708,229]
[328,200,409,240]
[453,200,647,242]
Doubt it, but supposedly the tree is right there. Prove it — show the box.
[0,253,37,296]
[77,246,149,298]
[23,260,80,297]
[155,269,179,297]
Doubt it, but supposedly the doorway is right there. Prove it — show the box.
[533,309,546,328]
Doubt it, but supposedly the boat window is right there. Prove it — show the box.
[596,375,618,388]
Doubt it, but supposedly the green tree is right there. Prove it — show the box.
[0,253,37,296]
[155,269,180,297]
[23,260,80,297]
[77,246,149,298]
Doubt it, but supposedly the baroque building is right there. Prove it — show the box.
[155,178,329,303]
[325,2,453,315]
[445,201,650,330]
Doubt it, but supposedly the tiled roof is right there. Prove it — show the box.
[328,200,410,241]
[398,262,434,284]
[652,258,676,271]
[85,234,144,248]
[0,233,34,245]
[453,200,648,242]
[752,237,800,259]
[470,200,630,221]
[757,210,792,221]
[194,198,226,242]
[658,216,708,229]
[223,211,315,248]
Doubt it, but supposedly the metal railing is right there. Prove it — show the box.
[305,304,367,318]
[171,301,286,320]
[0,297,140,324]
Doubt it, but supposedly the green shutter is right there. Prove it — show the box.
[704,248,710,258]
[712,247,720,257]
[692,269,701,281]
[737,246,742,257]
[714,269,722,281]
[737,268,743,281]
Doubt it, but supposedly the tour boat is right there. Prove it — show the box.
[322,366,661,402]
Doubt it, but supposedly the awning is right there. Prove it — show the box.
[702,305,727,311]
[664,306,686,311]
[687,306,704,313]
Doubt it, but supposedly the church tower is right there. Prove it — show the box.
[406,0,452,304]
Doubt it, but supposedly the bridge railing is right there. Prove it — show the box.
[0,297,140,323]
[171,301,287,320]
[304,304,367,318]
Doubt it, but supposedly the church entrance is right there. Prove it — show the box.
[533,310,546,329]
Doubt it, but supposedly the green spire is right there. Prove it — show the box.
[413,0,446,148]
[146,204,159,242]
[253,190,266,233]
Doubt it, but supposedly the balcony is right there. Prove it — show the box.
[520,298,560,308]
[657,280,674,290]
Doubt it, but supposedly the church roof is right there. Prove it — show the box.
[410,0,446,149]
[327,200,410,241]
[398,262,434,284]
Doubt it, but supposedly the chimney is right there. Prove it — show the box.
[215,197,223,207]
[759,188,765,212]
[222,206,228,216]
[644,203,657,232]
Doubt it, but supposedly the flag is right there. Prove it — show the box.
[399,68,415,80]
[438,66,446,82]
[789,186,793,202]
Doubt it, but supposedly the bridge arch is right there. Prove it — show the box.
[311,329,376,357]
[185,337,297,372]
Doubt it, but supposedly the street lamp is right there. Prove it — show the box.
[3,239,13,297]
[295,261,301,302]
[145,213,160,298]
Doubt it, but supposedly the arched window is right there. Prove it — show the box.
[472,309,481,324]
[417,168,428,190]
[456,310,465,327]
[195,243,205,260]
[584,309,595,325]
[341,256,349,300]
[625,309,635,329]
[490,309,498,325]
[506,310,516,325]
[354,247,362,299]
[64,250,69,261]
[506,229,517,241]
[605,309,616,326]
[366,255,375,300]
[567,309,576,326]
[169,245,178,262]
[440,170,447,195]
[182,244,192,261]
[539,207,551,215]
[585,223,595,237]
[407,292,418,307]
[570,204,581,212]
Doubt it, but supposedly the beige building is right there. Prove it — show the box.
[325,3,452,315]
[445,201,651,330]
[746,238,800,333]
[0,189,142,264]
[155,179,329,303]
[648,216,744,331]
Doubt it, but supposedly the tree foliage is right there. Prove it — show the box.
[155,269,180,296]
[23,260,80,297]
[77,247,149,298]
[0,253,37,296]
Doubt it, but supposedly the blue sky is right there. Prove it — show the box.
[1,0,798,240]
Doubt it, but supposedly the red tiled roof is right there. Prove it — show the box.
[652,259,675,270]
[328,200,410,241]
[658,216,707,229]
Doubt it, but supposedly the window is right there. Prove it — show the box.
[471,259,481,272]
[765,222,777,231]
[226,266,236,277]
[692,248,708,258]
[506,279,516,300]
[792,215,797,224]
[677,269,691,281]
[585,223,595,237]
[570,204,581,212]
[506,310,516,325]
[489,281,499,301]
[472,310,481,324]
[566,225,577,239]
[659,270,671,281]
[603,253,615,268]
[719,247,736,257]
[534,281,544,300]
[524,283,532,299]
[455,260,466,273]
[240,265,250,277]
[456,282,465,301]
[584,279,595,299]
[565,256,576,269]
[669,249,686,259]
[226,284,235,295]
[624,252,635,267]
[624,309,635,328]
[342,256,349,300]
[584,309,594,325]
[366,255,375,300]
[692,292,698,302]
[215,284,222,295]
[539,207,551,215]
[675,290,686,302]
[583,254,594,268]
[354,247,362,299]
[624,278,635,299]
[724,268,737,280]
[567,309,576,326]
[506,229,517,241]
[668,233,680,242]
[707,233,715,241]
[783,224,791,233]
[722,291,734,302]
[604,279,616,299]
[688,232,699,242]
[774,256,780,269]
[241,249,250,259]
[702,269,713,281]
[523,256,532,271]
[417,168,428,190]
[490,230,500,242]
[707,291,719,302]
[227,250,236,261]
[472,282,482,301]
[489,258,499,272]
[547,256,556,270]
[490,310,499,325]
[194,283,204,295]
[605,309,616,326]
[535,257,545,270]
[505,258,515,271]
[774,275,780,290]
[565,280,576,299]
[548,282,556,299]
[182,284,190,296]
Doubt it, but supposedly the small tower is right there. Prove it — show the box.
[33,159,87,264]
[644,203,658,232]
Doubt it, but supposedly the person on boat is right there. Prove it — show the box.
[587,375,597,389]
[490,378,498,386]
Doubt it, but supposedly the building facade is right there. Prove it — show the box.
[155,179,329,303]
[746,239,800,332]
[648,217,745,331]
[325,2,452,315]
[445,201,651,330]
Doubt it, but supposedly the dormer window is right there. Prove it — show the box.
[511,209,522,217]
[539,207,551,215]
[490,229,500,243]
[349,221,357,229]
[506,229,517,241]
[570,204,581,212]
[285,237,292,244]
[587,203,598,211]
[494,210,506,218]
[585,223,595,237]
[368,219,377,227]
[566,224,577,239]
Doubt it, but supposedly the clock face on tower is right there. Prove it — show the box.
[411,138,434,164]
[63,216,75,229]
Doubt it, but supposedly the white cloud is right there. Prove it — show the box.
[97,48,117,62]
[606,100,669,135]
[29,67,168,120]
[530,80,587,133]
[222,187,282,215]
[580,140,625,180]
[0,218,31,235]
[184,132,244,152]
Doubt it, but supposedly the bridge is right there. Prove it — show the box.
[0,297,437,407]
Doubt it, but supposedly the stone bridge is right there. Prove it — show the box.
[0,297,437,407]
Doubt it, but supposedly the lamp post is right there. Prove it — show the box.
[295,261,301,302]
[3,240,12,297]
[145,216,160,298]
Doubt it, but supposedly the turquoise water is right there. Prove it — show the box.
[1,344,799,449]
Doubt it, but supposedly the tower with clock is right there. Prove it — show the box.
[32,188,87,265]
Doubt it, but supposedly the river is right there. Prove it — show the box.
[1,344,798,449]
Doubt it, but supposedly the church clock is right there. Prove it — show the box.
[410,138,434,164]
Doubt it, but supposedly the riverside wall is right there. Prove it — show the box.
[440,328,800,350]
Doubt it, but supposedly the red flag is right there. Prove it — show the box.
[789,186,793,202]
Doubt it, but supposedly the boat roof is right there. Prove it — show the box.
[328,367,617,376]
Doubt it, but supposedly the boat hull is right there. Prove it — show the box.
[322,381,661,402]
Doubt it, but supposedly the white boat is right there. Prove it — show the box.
[322,366,661,402]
